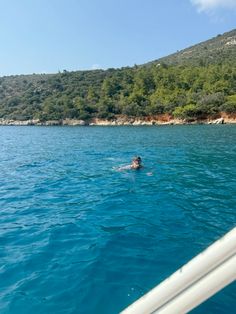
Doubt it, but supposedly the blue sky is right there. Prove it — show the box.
[0,0,235,76]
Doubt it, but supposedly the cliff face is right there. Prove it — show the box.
[0,114,235,126]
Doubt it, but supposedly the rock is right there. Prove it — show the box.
[62,119,86,126]
[212,118,224,124]
[132,120,142,125]
[0,116,229,126]
[44,120,61,126]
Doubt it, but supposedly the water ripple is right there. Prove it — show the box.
[0,125,235,314]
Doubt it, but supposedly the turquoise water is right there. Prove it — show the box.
[0,125,235,314]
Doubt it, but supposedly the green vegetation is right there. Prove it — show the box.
[0,29,235,121]
[220,95,236,114]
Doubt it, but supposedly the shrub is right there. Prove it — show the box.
[220,101,236,113]
[220,95,236,113]
[173,104,201,119]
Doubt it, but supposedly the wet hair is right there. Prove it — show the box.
[133,156,142,162]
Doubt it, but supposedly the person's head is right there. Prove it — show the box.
[133,156,142,163]
[131,156,142,168]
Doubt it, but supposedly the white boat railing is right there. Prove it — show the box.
[121,227,236,314]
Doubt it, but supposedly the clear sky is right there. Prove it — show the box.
[0,0,235,76]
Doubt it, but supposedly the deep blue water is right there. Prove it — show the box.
[0,125,235,314]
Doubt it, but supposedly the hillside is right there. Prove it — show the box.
[0,29,235,122]
[148,29,236,66]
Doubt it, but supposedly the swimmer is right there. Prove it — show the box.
[116,156,144,171]
[130,156,143,169]
[116,156,153,175]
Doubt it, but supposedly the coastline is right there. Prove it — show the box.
[0,114,235,126]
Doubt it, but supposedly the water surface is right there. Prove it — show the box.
[0,125,235,313]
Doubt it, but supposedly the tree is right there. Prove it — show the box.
[220,95,236,113]
[173,104,202,120]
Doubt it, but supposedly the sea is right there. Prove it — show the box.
[0,125,235,314]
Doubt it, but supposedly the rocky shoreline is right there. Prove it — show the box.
[0,115,235,126]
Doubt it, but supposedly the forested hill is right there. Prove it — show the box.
[0,29,235,122]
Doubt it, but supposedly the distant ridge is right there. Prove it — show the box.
[146,29,236,66]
